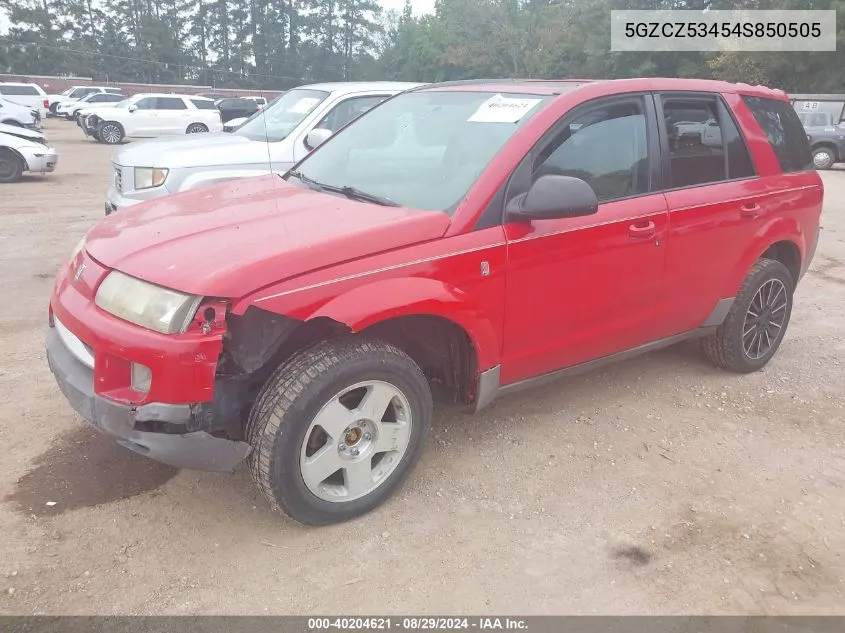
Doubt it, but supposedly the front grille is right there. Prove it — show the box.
[113,165,123,192]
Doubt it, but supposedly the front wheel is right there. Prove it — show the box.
[98,121,124,144]
[812,147,835,170]
[186,123,209,134]
[0,148,25,183]
[247,338,432,525]
[701,258,794,373]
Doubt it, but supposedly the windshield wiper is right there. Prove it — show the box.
[287,169,325,191]
[287,170,400,207]
[337,186,400,207]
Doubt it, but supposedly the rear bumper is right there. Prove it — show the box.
[46,324,251,472]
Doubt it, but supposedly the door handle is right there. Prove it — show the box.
[629,220,656,240]
[740,203,762,219]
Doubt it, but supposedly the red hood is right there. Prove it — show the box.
[85,175,450,297]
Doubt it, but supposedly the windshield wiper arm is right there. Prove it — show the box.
[337,186,400,207]
[287,171,399,207]
[286,169,325,191]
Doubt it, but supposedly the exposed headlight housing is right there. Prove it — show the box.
[95,270,201,334]
[134,167,169,190]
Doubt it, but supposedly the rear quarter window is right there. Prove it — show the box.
[742,96,812,173]
[190,99,218,110]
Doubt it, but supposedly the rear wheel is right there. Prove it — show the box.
[0,148,25,183]
[247,338,432,525]
[701,258,793,373]
[812,146,835,170]
[186,123,209,134]
[98,121,124,144]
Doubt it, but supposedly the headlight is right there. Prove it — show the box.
[95,270,201,334]
[134,167,169,190]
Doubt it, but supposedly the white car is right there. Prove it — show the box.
[0,123,58,183]
[47,85,123,117]
[0,97,42,130]
[80,93,223,144]
[0,82,49,117]
[55,91,125,119]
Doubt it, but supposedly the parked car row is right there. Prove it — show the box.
[44,77,822,528]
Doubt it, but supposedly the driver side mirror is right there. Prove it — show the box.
[304,128,333,151]
[506,175,599,222]
[127,104,137,113]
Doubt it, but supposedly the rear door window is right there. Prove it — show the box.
[155,97,188,110]
[190,99,218,110]
[659,95,756,188]
[743,96,812,173]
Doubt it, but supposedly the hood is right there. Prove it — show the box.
[111,133,271,169]
[84,174,451,298]
[0,124,44,144]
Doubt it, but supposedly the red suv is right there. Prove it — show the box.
[47,78,822,525]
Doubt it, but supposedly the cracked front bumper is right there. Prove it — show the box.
[46,325,251,472]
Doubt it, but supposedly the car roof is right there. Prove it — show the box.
[413,78,789,100]
[297,81,426,95]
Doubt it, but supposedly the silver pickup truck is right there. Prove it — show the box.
[104,81,423,214]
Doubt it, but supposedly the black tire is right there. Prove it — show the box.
[186,123,209,134]
[247,338,432,525]
[1,119,23,127]
[701,258,794,373]
[0,148,25,183]
[49,102,59,116]
[812,146,835,170]
[98,121,124,144]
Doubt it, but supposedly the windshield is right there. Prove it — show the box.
[286,90,552,213]
[798,112,833,127]
[235,88,329,142]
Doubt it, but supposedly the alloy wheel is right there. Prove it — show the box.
[742,278,788,360]
[100,124,121,144]
[299,380,413,502]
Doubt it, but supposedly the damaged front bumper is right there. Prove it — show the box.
[46,325,251,472]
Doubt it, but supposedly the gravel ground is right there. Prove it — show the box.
[0,121,843,615]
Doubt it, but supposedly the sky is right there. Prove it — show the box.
[0,0,436,35]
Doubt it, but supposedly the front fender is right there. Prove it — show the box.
[309,277,501,371]
[722,216,804,297]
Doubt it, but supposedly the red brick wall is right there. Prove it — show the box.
[0,74,282,99]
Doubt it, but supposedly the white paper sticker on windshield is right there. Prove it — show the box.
[288,97,320,114]
[468,94,542,123]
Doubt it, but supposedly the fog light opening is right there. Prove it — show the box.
[131,363,152,393]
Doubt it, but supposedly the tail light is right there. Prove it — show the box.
[43,99,49,109]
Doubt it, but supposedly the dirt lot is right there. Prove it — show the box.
[0,121,843,616]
